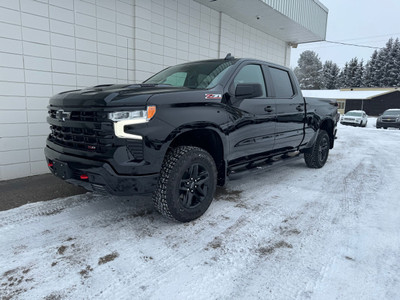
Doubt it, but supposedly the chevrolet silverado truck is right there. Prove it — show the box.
[45,55,338,222]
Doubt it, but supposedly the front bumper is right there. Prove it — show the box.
[45,146,159,195]
[376,121,400,129]
[340,120,362,126]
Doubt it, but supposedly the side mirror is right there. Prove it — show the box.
[235,83,263,98]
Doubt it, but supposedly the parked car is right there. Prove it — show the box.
[376,109,400,129]
[340,110,368,127]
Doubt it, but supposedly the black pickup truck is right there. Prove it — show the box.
[45,55,337,222]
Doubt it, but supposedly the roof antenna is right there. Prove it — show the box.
[224,53,234,60]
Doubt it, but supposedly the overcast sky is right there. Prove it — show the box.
[290,0,400,68]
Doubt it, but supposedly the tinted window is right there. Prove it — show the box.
[269,67,294,98]
[163,72,187,86]
[233,64,266,97]
[144,60,237,89]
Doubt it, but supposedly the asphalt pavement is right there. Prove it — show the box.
[0,174,86,211]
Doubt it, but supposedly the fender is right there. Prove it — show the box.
[164,122,229,186]
[301,116,335,153]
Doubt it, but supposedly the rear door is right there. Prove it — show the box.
[227,63,276,162]
[266,66,305,151]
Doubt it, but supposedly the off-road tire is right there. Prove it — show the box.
[153,146,217,222]
[304,130,330,168]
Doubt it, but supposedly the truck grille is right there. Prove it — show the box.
[49,110,107,122]
[49,124,114,153]
[47,109,144,160]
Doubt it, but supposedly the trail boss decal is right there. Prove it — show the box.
[205,94,222,100]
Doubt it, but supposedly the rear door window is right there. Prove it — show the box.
[269,67,294,98]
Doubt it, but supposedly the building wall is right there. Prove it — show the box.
[344,91,400,116]
[132,0,289,82]
[0,0,289,181]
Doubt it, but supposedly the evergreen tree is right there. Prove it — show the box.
[339,58,365,88]
[294,50,323,89]
[322,61,340,89]
[337,63,347,88]
[363,37,400,87]
[377,38,393,87]
[364,50,379,87]
[340,58,359,88]
[387,38,400,86]
[354,59,365,87]
[348,58,358,87]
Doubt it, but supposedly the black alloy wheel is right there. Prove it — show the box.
[317,133,329,165]
[179,163,210,209]
[153,146,217,222]
[304,130,330,169]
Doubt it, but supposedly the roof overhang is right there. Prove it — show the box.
[194,0,328,44]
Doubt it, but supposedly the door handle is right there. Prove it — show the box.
[296,105,304,112]
[264,106,274,113]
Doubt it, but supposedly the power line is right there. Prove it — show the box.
[299,33,400,50]
[333,33,400,43]
[324,40,381,49]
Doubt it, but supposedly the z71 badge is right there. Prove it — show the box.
[205,94,222,100]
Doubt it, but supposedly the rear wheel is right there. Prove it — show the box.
[153,146,217,222]
[304,130,330,168]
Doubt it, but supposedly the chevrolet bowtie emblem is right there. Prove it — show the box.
[56,110,71,122]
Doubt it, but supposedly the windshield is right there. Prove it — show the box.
[345,111,362,117]
[383,110,400,116]
[143,60,237,89]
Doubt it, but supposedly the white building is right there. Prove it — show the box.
[0,0,328,180]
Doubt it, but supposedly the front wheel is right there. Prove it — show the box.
[153,146,217,222]
[304,130,330,168]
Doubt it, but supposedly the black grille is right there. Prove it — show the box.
[49,124,114,153]
[127,140,144,160]
[382,118,396,123]
[49,109,107,122]
[48,109,144,160]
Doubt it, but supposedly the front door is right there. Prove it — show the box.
[227,64,276,162]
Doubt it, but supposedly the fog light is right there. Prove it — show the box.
[80,174,89,180]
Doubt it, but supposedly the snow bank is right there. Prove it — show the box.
[1,123,399,299]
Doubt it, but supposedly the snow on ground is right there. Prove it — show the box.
[1,118,399,300]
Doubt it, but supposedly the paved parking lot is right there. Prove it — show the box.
[0,174,85,211]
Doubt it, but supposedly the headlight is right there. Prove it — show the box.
[109,110,146,121]
[110,106,156,139]
[108,106,156,122]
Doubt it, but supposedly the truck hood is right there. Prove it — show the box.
[48,84,191,108]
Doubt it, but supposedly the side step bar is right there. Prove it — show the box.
[227,151,300,180]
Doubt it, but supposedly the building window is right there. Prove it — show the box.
[337,101,345,110]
